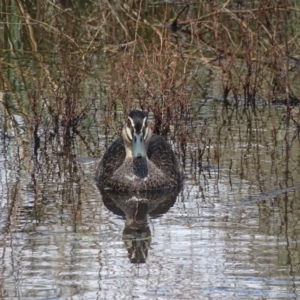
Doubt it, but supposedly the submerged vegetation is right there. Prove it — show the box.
[2,1,300,292]
[1,1,300,136]
[1,0,300,197]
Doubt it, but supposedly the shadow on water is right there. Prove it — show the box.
[98,186,181,264]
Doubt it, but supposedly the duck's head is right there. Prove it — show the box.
[122,110,152,159]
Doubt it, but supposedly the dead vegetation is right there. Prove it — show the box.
[1,0,300,149]
[1,0,300,235]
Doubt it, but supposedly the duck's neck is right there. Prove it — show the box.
[133,157,148,179]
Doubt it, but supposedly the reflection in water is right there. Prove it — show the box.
[2,0,300,297]
[98,186,181,263]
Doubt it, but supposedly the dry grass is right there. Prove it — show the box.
[1,0,300,144]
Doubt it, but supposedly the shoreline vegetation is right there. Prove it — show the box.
[1,1,299,163]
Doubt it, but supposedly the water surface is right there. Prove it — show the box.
[1,1,300,299]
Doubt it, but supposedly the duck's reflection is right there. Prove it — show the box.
[98,187,182,263]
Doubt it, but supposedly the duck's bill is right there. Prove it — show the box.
[132,132,147,158]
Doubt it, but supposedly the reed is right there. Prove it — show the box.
[1,0,299,142]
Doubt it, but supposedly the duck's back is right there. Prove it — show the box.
[95,137,125,184]
[147,135,184,184]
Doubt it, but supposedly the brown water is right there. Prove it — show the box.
[2,1,300,299]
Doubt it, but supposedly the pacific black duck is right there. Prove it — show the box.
[95,109,184,191]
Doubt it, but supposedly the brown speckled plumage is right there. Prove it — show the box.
[95,111,184,191]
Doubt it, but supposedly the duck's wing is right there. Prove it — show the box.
[147,135,184,183]
[95,137,126,181]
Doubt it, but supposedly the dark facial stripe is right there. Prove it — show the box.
[128,115,147,135]
[125,126,133,141]
[128,110,147,134]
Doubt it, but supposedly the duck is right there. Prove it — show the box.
[95,109,184,191]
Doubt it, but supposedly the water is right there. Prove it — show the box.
[2,1,300,298]
[1,109,300,299]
